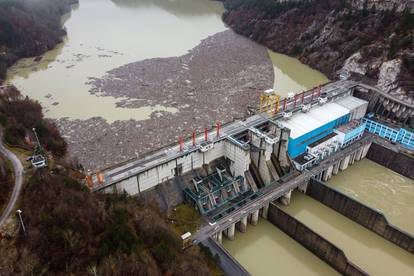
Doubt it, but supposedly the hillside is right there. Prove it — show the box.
[0,0,78,79]
[0,85,217,275]
[222,0,414,103]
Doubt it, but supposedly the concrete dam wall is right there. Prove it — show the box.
[267,202,368,276]
[366,142,414,180]
[306,179,414,254]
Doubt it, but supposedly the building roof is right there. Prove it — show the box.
[279,102,349,139]
[336,120,364,134]
[336,95,367,111]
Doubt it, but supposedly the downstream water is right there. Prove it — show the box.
[327,158,414,234]
[223,219,339,276]
[282,191,414,276]
[6,0,327,122]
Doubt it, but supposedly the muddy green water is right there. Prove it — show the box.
[223,219,339,276]
[6,0,327,122]
[282,191,414,276]
[327,158,414,234]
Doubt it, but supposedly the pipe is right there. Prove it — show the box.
[216,121,221,137]
[179,137,184,152]
[301,92,305,104]
[192,131,196,146]
[283,98,287,111]
[294,94,297,109]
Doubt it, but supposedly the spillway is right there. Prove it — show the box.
[281,191,414,276]
[326,158,414,234]
[222,219,339,276]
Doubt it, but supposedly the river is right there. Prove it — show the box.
[282,191,414,276]
[6,0,327,122]
[223,219,339,276]
[327,158,414,234]
[223,160,414,276]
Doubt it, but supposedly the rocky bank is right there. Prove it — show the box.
[222,0,414,104]
[59,30,273,171]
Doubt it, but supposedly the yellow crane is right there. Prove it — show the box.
[260,89,280,115]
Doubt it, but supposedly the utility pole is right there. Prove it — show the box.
[32,128,41,147]
[16,209,26,234]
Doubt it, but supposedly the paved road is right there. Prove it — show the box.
[0,136,24,227]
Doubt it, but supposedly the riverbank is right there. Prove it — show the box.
[0,0,78,79]
[221,0,414,105]
[59,30,274,170]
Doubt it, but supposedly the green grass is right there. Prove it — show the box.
[169,204,202,235]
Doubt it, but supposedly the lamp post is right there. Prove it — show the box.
[16,209,26,234]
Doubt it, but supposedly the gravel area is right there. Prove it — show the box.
[58,30,273,171]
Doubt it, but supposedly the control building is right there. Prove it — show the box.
[279,95,368,171]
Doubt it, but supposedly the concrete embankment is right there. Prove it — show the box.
[202,237,250,276]
[367,142,414,180]
[306,178,414,254]
[267,202,368,276]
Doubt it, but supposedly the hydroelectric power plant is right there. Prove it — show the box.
[88,80,414,276]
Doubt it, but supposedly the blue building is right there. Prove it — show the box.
[279,95,369,171]
[280,102,350,158]
[364,114,414,149]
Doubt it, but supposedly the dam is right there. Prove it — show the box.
[87,80,414,276]
[221,158,414,276]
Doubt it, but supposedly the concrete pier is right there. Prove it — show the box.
[225,223,236,240]
[355,148,363,161]
[280,190,292,206]
[349,152,356,165]
[340,155,350,171]
[251,210,259,226]
[237,216,248,233]
[261,202,269,219]
[332,162,340,175]
[323,165,333,181]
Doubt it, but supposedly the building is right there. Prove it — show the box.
[279,102,350,159]
[281,95,368,171]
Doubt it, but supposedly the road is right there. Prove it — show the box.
[0,135,24,227]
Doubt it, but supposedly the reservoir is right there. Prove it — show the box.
[223,219,339,276]
[6,0,327,122]
[327,158,414,234]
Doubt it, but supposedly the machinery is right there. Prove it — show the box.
[27,128,47,169]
